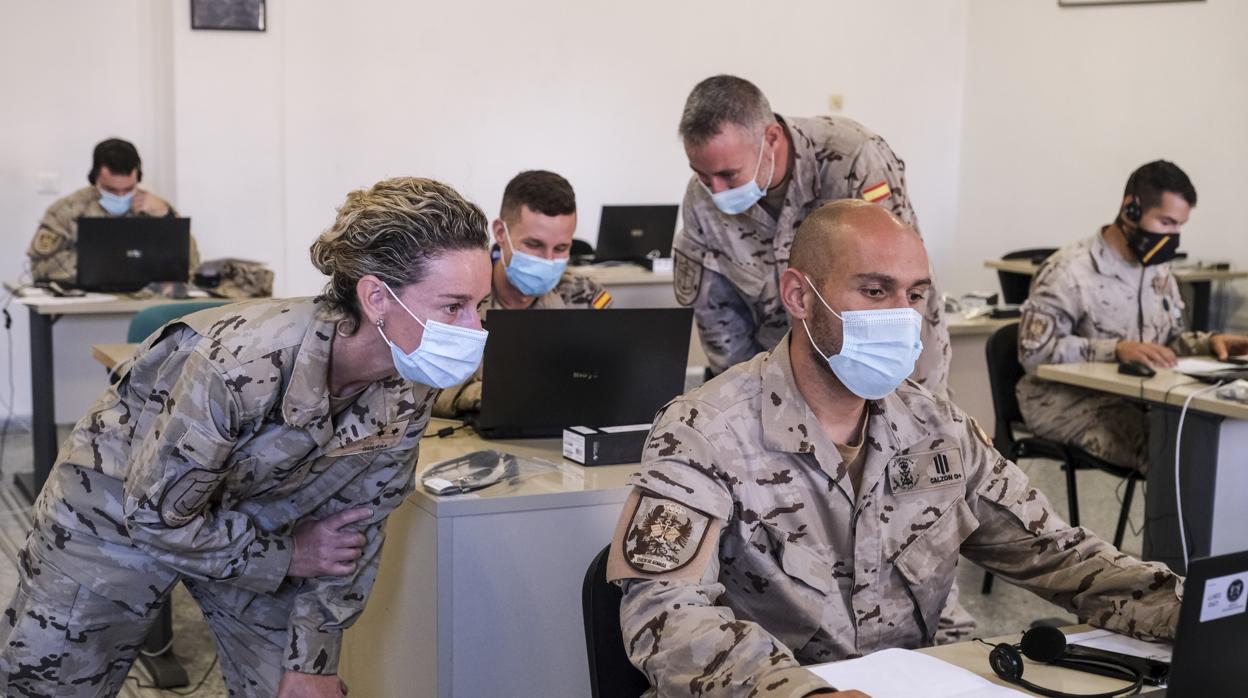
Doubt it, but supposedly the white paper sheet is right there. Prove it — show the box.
[1066,628,1173,663]
[1174,357,1240,374]
[807,648,1029,697]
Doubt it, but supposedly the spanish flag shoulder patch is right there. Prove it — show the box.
[862,180,892,203]
[591,289,613,309]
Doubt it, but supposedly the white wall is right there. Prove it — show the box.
[955,0,1248,330]
[0,0,174,423]
[1,0,971,422]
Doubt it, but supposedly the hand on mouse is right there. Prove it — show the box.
[1210,334,1248,361]
[1115,341,1177,369]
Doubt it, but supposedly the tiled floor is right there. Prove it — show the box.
[0,426,1147,696]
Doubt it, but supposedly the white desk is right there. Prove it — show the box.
[1036,362,1248,573]
[339,427,634,697]
[946,315,1016,426]
[8,289,221,502]
[983,259,1246,332]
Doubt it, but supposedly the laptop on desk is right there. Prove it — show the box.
[593,205,679,263]
[1146,550,1248,695]
[75,217,191,292]
[473,308,692,439]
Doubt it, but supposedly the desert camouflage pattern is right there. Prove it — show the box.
[432,269,612,417]
[1,297,435,696]
[1017,231,1211,472]
[608,334,1181,697]
[26,185,200,284]
[196,258,275,299]
[674,115,950,396]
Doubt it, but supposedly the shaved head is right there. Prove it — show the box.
[789,200,924,284]
[779,199,931,369]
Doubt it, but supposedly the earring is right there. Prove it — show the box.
[376,317,385,329]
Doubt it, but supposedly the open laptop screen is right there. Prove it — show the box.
[475,307,692,438]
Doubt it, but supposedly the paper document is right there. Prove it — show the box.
[1066,628,1172,663]
[1174,357,1240,374]
[807,648,1029,697]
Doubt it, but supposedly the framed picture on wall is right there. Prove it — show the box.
[1059,0,1202,6]
[191,0,266,31]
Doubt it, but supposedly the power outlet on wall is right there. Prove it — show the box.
[36,172,59,196]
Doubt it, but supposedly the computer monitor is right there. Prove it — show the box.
[75,217,191,292]
[474,307,692,439]
[593,205,679,263]
[1158,550,1248,695]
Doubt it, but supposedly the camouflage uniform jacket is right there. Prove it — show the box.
[673,115,950,396]
[26,185,201,283]
[608,334,1181,697]
[432,269,612,417]
[30,297,435,675]
[1017,230,1211,406]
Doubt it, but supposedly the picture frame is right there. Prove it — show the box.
[1059,0,1202,7]
[190,0,266,32]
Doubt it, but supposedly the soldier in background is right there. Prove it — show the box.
[26,138,200,284]
[1,177,492,698]
[433,170,612,417]
[1017,160,1248,473]
[608,201,1181,697]
[672,75,950,397]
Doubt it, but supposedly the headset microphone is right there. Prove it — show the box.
[988,626,1144,698]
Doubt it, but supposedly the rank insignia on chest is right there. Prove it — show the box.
[624,495,711,574]
[888,447,965,494]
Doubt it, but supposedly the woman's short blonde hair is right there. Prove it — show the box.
[311,177,488,332]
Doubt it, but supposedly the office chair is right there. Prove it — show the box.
[997,248,1058,305]
[127,300,230,343]
[583,545,650,698]
[981,323,1141,593]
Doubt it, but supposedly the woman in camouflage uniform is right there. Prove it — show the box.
[1,177,493,698]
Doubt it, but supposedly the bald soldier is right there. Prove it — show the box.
[433,170,612,417]
[1018,160,1248,473]
[607,201,1181,697]
[673,75,950,397]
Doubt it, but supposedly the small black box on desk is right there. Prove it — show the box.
[562,424,650,466]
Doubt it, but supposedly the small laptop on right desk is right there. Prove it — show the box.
[1148,549,1248,695]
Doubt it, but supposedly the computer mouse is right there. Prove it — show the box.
[1117,360,1156,378]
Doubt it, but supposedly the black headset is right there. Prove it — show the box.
[1122,172,1142,224]
[988,626,1143,697]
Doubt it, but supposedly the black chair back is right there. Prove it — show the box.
[984,323,1025,458]
[571,239,596,257]
[582,545,649,698]
[997,248,1058,305]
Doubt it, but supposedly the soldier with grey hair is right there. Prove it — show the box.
[1,177,493,698]
[609,201,1181,697]
[672,75,950,399]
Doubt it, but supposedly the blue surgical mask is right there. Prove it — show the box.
[98,188,134,216]
[800,274,923,400]
[377,283,488,388]
[703,135,775,215]
[502,223,567,297]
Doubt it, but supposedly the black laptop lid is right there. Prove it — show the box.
[476,307,692,438]
[594,205,679,262]
[76,217,191,292]
[1166,550,1248,695]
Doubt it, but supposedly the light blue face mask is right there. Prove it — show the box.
[502,223,568,297]
[800,274,923,400]
[98,188,134,216]
[377,283,488,388]
[703,135,775,215]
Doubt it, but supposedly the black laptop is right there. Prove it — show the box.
[593,205,679,263]
[474,308,692,438]
[75,217,191,292]
[1147,550,1248,695]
